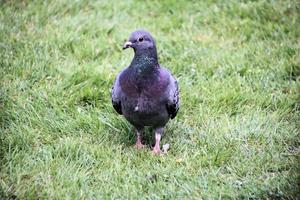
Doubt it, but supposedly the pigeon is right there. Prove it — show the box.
[111,30,179,154]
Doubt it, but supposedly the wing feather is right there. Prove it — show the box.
[166,74,180,119]
[111,73,122,115]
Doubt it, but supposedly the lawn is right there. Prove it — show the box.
[0,0,299,199]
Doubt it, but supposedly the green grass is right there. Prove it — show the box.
[0,0,299,199]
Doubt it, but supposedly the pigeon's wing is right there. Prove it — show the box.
[111,72,123,115]
[166,73,180,119]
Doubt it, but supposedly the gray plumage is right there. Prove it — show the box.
[111,30,179,153]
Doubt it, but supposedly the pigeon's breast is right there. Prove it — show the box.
[119,69,170,127]
[122,98,169,127]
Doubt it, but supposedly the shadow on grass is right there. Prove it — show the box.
[109,126,157,149]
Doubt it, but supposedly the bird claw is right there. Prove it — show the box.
[135,143,145,149]
[151,148,162,155]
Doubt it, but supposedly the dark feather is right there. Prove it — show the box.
[166,80,179,119]
[111,83,122,115]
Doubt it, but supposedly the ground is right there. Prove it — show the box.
[0,0,299,199]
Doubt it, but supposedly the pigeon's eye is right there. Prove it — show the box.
[138,37,144,42]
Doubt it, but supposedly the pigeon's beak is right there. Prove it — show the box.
[122,41,132,50]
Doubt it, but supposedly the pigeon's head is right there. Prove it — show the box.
[123,30,156,52]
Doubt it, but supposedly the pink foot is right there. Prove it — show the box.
[135,142,145,149]
[152,130,163,155]
[151,147,162,155]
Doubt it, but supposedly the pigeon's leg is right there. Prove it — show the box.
[135,128,145,149]
[152,127,163,154]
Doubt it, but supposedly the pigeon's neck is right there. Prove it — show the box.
[130,48,159,74]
